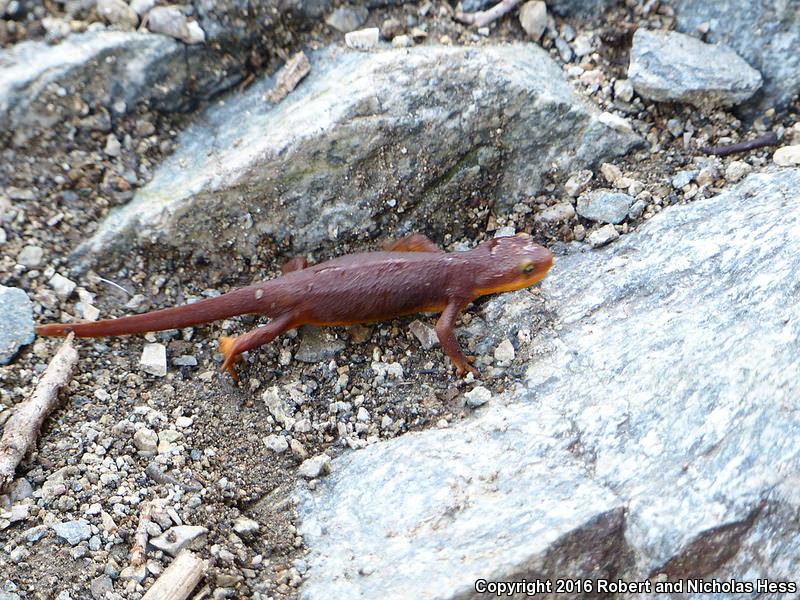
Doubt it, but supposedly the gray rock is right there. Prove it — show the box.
[536,202,575,223]
[464,385,492,408]
[96,0,138,29]
[297,169,800,597]
[90,575,113,600]
[586,223,619,247]
[264,434,289,453]
[140,343,167,377]
[326,5,369,33]
[628,29,762,108]
[545,0,613,16]
[408,320,437,350]
[576,189,633,224]
[146,6,205,44]
[0,286,34,364]
[72,45,640,273]
[132,428,158,453]
[233,516,260,535]
[671,169,698,189]
[345,28,380,50]
[673,0,800,111]
[295,327,345,363]
[52,519,92,546]
[298,454,332,479]
[518,1,547,42]
[16,245,43,267]
[0,32,185,144]
[149,525,208,556]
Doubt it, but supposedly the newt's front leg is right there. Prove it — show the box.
[219,312,299,379]
[435,300,479,377]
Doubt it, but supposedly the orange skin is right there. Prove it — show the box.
[35,234,554,379]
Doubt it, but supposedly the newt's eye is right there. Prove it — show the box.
[520,261,535,274]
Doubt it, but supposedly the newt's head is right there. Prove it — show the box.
[472,234,554,297]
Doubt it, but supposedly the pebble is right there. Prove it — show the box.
[572,32,595,57]
[52,519,92,546]
[494,339,516,363]
[565,169,593,197]
[49,273,77,299]
[261,386,295,426]
[175,415,193,428]
[96,0,138,29]
[518,1,547,42]
[392,35,412,48]
[613,79,634,103]
[326,5,369,33]
[0,286,34,365]
[464,386,492,408]
[536,203,575,223]
[628,29,762,108]
[671,170,697,189]
[408,320,438,349]
[298,454,332,479]
[119,564,147,583]
[555,37,573,62]
[147,6,205,44]
[628,199,647,219]
[130,0,155,16]
[158,429,181,454]
[140,343,167,376]
[725,160,752,183]
[149,525,208,556]
[233,517,260,536]
[588,224,620,247]
[295,327,345,362]
[345,28,380,50]
[104,134,121,157]
[600,163,622,185]
[290,439,308,460]
[17,245,44,267]
[90,575,113,599]
[173,355,197,366]
[773,145,800,167]
[133,428,158,453]
[264,435,289,453]
[357,407,370,422]
[380,18,404,40]
[577,190,633,224]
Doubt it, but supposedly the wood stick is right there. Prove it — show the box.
[266,51,311,103]
[0,333,77,491]
[131,500,154,566]
[701,131,779,156]
[454,0,521,27]
[142,550,207,600]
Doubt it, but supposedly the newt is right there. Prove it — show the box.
[35,234,553,379]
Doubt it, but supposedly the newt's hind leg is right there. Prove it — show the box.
[219,313,298,380]
[383,233,443,253]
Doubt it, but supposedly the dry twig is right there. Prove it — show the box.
[0,334,77,491]
[454,0,521,27]
[142,550,207,600]
[131,500,154,567]
[701,131,779,156]
[266,51,312,103]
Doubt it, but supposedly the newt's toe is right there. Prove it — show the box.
[219,336,242,381]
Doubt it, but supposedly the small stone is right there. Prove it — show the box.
[133,428,158,453]
[564,169,593,197]
[695,166,717,187]
[17,245,44,267]
[290,439,308,460]
[175,416,193,428]
[140,343,167,376]
[326,5,369,33]
[49,273,77,299]
[577,190,633,224]
[628,29,762,108]
[90,575,113,600]
[8,479,33,502]
[173,355,197,367]
[264,434,289,453]
[613,79,634,102]
[345,28,380,50]
[7,187,35,201]
[0,286,35,365]
[409,320,438,349]
[628,199,647,219]
[587,224,620,247]
[24,525,49,542]
[150,525,208,556]
[380,18,404,40]
[392,35,412,48]
[233,517,260,536]
[52,519,92,546]
[725,160,752,183]
[773,145,800,167]
[96,0,138,29]
[464,386,492,408]
[261,386,294,426]
[494,226,516,238]
[536,203,575,223]
[130,0,155,16]
[572,32,595,57]
[298,454,332,479]
[157,429,181,454]
[295,327,345,363]
[357,407,370,422]
[671,170,697,189]
[519,1,547,42]
[494,339,516,363]
[147,6,205,44]
[104,134,121,157]
[600,163,622,185]
[119,564,147,583]
[666,118,684,138]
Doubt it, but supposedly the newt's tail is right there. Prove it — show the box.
[35,284,267,338]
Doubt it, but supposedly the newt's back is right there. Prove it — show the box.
[285,251,464,325]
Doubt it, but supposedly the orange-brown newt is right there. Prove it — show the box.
[35,234,553,379]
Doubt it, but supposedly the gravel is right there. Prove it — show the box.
[0,285,34,364]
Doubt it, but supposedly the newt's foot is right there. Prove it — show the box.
[455,356,479,378]
[219,336,242,381]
